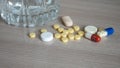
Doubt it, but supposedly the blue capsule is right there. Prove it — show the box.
[105,27,114,36]
[97,27,114,37]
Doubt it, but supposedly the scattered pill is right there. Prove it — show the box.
[98,27,104,31]
[29,32,36,39]
[40,29,47,33]
[58,27,64,33]
[97,27,114,37]
[61,32,67,38]
[40,32,53,42]
[53,24,60,30]
[73,25,80,31]
[84,25,98,34]
[97,31,107,37]
[85,33,101,42]
[74,35,81,40]
[61,37,69,43]
[91,34,101,42]
[61,16,73,27]
[78,31,85,37]
[63,30,69,35]
[54,33,61,39]
[104,27,114,36]
[68,34,74,40]
[68,28,74,34]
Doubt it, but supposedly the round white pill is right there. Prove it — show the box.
[84,25,98,34]
[61,16,73,27]
[40,32,53,42]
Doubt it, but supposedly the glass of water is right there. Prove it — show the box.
[1,0,60,27]
[0,0,4,14]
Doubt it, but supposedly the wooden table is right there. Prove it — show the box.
[0,0,120,68]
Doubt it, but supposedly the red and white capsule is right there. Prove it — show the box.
[85,33,101,42]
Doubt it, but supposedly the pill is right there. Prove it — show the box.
[73,25,80,31]
[97,31,108,37]
[40,29,47,33]
[53,24,60,30]
[63,30,69,35]
[104,27,114,36]
[29,32,36,39]
[61,32,67,38]
[74,35,81,40]
[68,33,74,40]
[98,28,104,31]
[68,28,74,34]
[54,33,61,39]
[84,25,98,34]
[85,33,101,42]
[61,16,73,27]
[61,37,69,43]
[40,32,53,42]
[58,27,64,33]
[77,31,85,37]
[97,27,114,37]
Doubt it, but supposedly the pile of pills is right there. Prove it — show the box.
[28,28,54,42]
[53,24,84,43]
[84,25,114,42]
[28,16,115,44]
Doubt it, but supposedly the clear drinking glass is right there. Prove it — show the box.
[0,0,4,13]
[1,0,60,27]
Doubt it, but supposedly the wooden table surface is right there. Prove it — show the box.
[0,0,120,68]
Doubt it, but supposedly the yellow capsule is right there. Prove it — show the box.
[61,37,69,43]
[73,25,80,31]
[68,28,74,34]
[54,33,61,39]
[77,31,85,37]
[53,24,60,30]
[63,30,69,35]
[29,32,36,39]
[68,33,74,40]
[61,32,67,38]
[58,27,64,33]
[74,35,81,40]
[40,29,47,33]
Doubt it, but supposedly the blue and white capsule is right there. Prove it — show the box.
[97,27,114,37]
